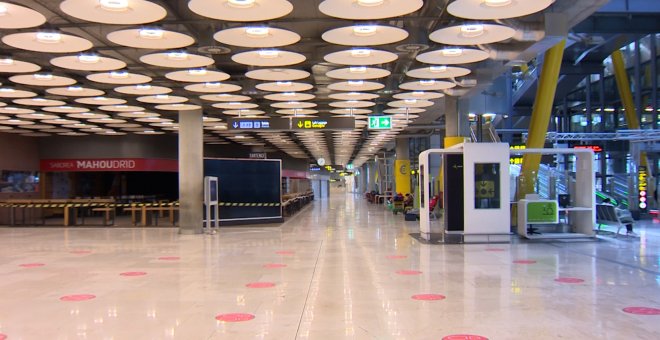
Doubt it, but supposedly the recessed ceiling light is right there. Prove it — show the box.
[110,71,129,79]
[188,69,207,76]
[139,28,164,39]
[0,4,7,15]
[99,0,130,11]
[155,94,169,100]
[0,57,13,65]
[36,32,62,44]
[78,54,100,63]
[441,48,463,56]
[135,84,152,90]
[357,0,384,6]
[258,50,280,58]
[228,0,256,8]
[167,51,188,60]
[205,82,221,88]
[351,49,371,57]
[0,88,15,93]
[67,86,83,91]
[34,73,53,81]
[420,80,435,85]
[282,92,296,96]
[276,81,292,86]
[412,91,425,96]
[461,24,484,37]
[430,65,448,73]
[484,0,511,7]
[349,66,367,73]
[348,80,364,86]
[353,25,378,36]
[245,27,270,38]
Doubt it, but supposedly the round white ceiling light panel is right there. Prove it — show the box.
[325,66,390,80]
[232,50,306,67]
[212,102,259,109]
[185,82,242,93]
[393,91,444,100]
[67,112,110,119]
[324,49,398,66]
[16,113,59,120]
[0,107,35,114]
[0,119,35,126]
[10,74,76,87]
[387,99,435,108]
[399,79,456,91]
[75,96,126,105]
[0,2,47,29]
[155,104,203,111]
[188,0,294,22]
[42,118,81,125]
[2,32,93,53]
[50,55,126,71]
[114,84,172,95]
[87,71,152,84]
[139,52,214,69]
[327,80,384,91]
[270,101,317,109]
[447,0,555,20]
[264,92,315,101]
[329,92,378,101]
[276,109,318,115]
[256,82,313,92]
[245,68,309,81]
[107,28,195,49]
[329,100,375,108]
[416,48,490,65]
[87,117,127,124]
[99,105,145,112]
[60,0,167,24]
[117,111,159,118]
[200,94,251,102]
[319,0,423,20]
[165,69,230,83]
[47,86,104,97]
[13,98,66,107]
[429,24,516,45]
[322,25,409,46]
[223,109,265,116]
[383,107,426,114]
[214,26,300,48]
[0,58,41,73]
[0,88,37,98]
[406,65,472,79]
[137,95,188,104]
[22,123,57,129]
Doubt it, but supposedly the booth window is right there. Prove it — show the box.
[474,163,499,209]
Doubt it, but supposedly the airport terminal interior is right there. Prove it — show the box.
[1,0,660,339]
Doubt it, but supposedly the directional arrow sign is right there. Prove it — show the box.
[368,116,392,130]
[297,121,303,128]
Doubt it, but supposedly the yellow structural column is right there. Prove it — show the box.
[520,39,566,196]
[611,50,648,167]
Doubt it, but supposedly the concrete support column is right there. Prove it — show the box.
[178,109,204,235]
[394,138,411,194]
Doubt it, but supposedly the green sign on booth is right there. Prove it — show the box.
[368,116,392,130]
[526,201,559,224]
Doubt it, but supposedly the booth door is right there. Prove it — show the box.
[444,154,464,232]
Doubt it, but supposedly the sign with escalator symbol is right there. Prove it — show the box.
[475,180,495,198]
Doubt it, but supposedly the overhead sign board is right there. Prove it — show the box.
[639,165,648,210]
[368,116,392,130]
[228,117,355,131]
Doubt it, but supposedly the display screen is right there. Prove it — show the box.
[474,163,500,209]
[209,179,218,202]
[204,159,281,221]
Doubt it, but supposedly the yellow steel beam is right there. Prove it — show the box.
[520,39,566,196]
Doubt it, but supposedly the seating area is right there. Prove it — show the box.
[281,191,314,217]
[595,203,635,237]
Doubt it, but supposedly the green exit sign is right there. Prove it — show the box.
[368,116,392,130]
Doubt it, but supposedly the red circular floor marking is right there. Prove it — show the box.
[555,277,584,283]
[158,256,180,261]
[275,250,294,255]
[215,313,255,322]
[443,335,489,340]
[60,294,96,302]
[386,255,408,259]
[513,260,537,264]
[0,333,6,340]
[246,282,276,288]
[120,271,147,277]
[396,270,422,275]
[485,248,506,252]
[412,294,446,301]
[622,307,660,315]
[70,250,92,254]
[263,263,287,268]
[19,263,45,268]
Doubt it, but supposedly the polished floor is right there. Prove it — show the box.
[1,194,660,340]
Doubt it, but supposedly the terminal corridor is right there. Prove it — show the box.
[1,194,660,339]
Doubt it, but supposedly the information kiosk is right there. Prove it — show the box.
[203,176,219,234]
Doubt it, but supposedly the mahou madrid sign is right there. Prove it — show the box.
[40,158,178,172]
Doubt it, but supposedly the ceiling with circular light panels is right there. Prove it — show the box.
[0,0,568,167]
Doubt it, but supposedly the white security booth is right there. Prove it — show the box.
[418,143,511,243]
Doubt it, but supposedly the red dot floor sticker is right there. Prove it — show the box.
[158,256,180,261]
[60,294,96,302]
[412,294,446,301]
[263,263,287,269]
[275,250,295,255]
[246,282,276,288]
[19,263,45,268]
[386,255,408,259]
[0,333,6,340]
[443,335,489,340]
[622,307,660,315]
[513,260,537,264]
[70,250,92,254]
[555,277,584,283]
[120,271,147,277]
[215,313,255,322]
[396,270,422,275]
